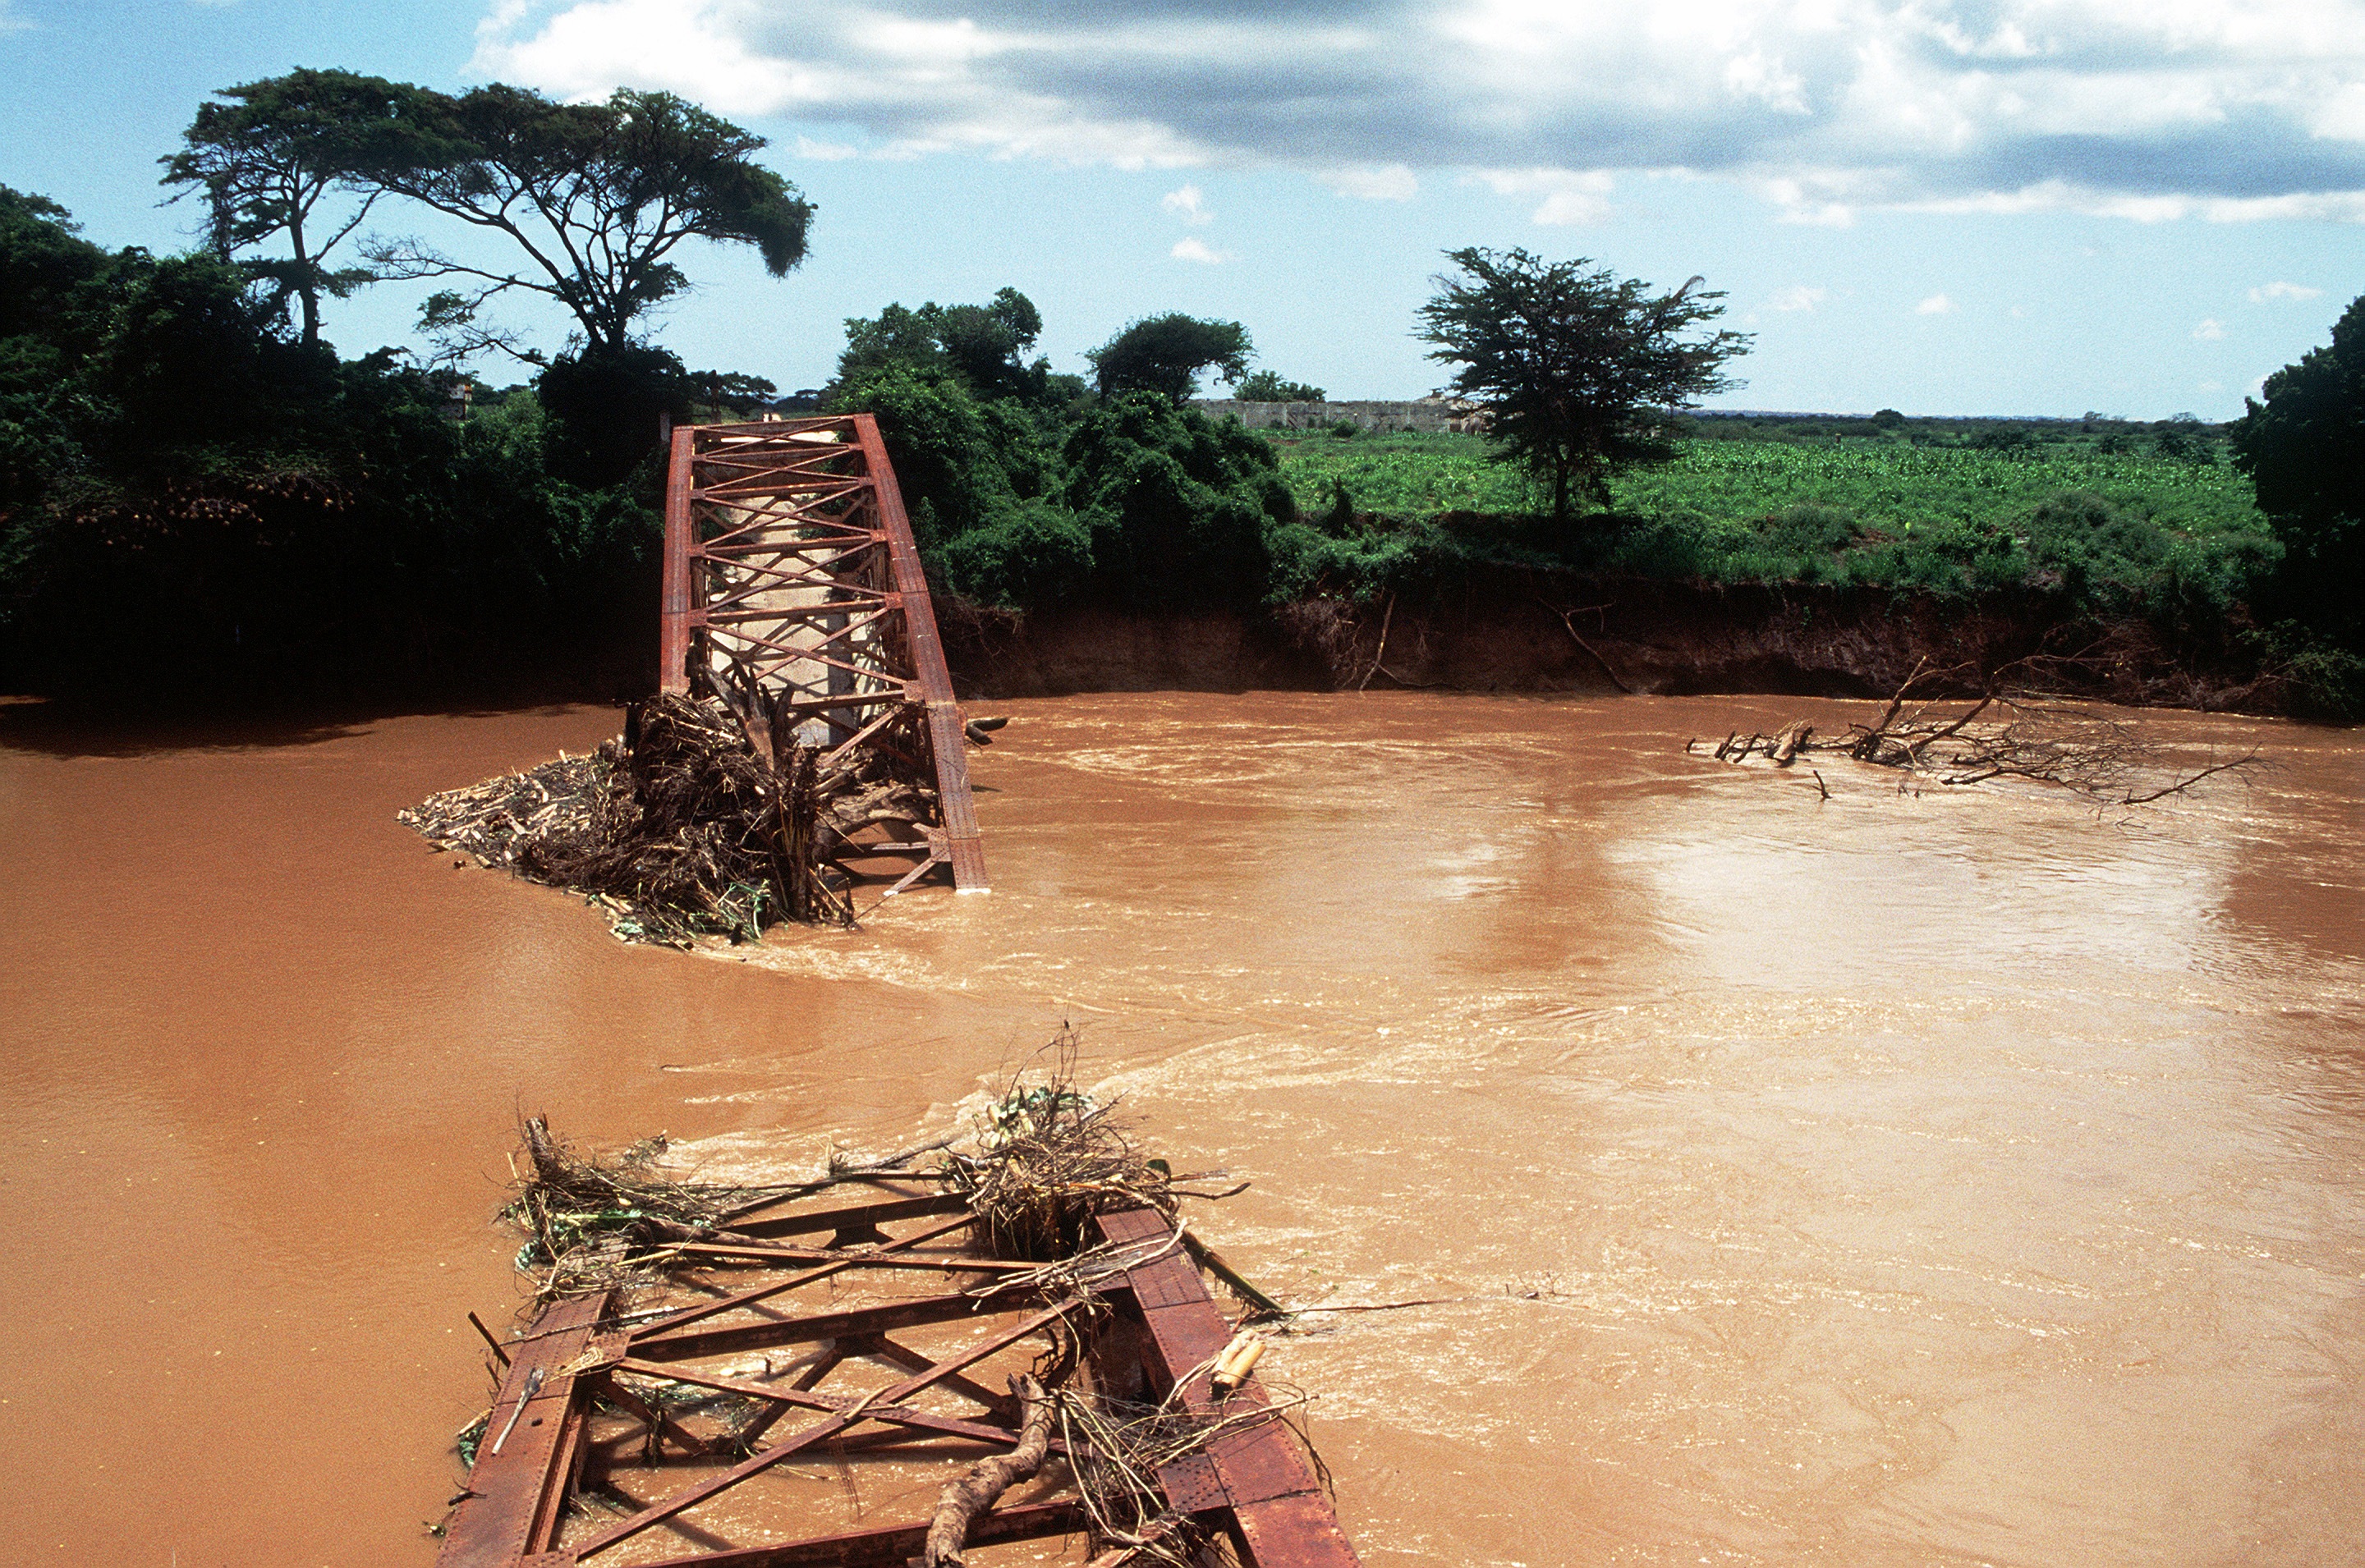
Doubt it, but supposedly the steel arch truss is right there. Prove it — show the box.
[661,415,985,894]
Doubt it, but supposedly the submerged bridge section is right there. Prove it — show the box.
[660,414,985,895]
[436,1191,1362,1568]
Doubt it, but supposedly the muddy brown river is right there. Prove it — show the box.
[2,691,2360,1566]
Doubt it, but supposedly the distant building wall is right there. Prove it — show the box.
[1193,397,1486,435]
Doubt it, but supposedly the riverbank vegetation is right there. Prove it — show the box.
[2,67,2359,718]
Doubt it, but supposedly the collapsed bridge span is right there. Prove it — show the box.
[662,414,986,898]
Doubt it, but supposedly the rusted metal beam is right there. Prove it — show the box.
[439,1292,613,1568]
[573,1299,1082,1557]
[629,1282,1065,1364]
[659,429,694,696]
[1095,1208,1364,1568]
[614,1500,1091,1568]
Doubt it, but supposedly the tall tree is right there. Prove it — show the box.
[2230,294,2365,638]
[161,69,443,346]
[1086,314,1251,402]
[1417,247,1750,520]
[362,85,812,360]
[833,287,1049,402]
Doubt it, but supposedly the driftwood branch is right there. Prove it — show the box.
[922,1373,1053,1567]
[1701,663,2264,806]
[2119,752,2261,805]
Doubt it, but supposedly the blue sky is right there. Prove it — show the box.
[2,0,2360,417]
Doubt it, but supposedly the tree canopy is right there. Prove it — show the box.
[1417,246,1750,520]
[1233,369,1327,402]
[161,69,451,346]
[2232,297,2365,527]
[833,288,1056,404]
[361,85,812,360]
[2230,295,2365,641]
[1086,314,1251,402]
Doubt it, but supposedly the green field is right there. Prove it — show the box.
[1262,421,2275,610]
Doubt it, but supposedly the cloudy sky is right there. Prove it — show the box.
[3,0,2360,415]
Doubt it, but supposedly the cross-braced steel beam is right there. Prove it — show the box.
[661,415,985,894]
[439,1192,1362,1568]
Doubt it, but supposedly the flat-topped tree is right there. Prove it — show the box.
[1418,246,1751,521]
[161,69,450,347]
[362,85,812,362]
[1086,314,1251,403]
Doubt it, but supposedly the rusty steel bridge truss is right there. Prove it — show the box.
[661,415,985,896]
[438,1192,1361,1568]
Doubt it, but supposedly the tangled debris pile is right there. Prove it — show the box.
[400,691,972,943]
[503,1117,815,1300]
[1701,658,2262,804]
[947,1075,1179,1262]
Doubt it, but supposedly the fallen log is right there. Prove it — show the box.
[921,1369,1050,1564]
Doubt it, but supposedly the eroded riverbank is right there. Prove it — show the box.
[2,692,2359,1565]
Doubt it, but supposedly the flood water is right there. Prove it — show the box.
[2,690,2361,1566]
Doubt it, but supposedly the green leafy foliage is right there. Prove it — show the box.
[0,186,664,699]
[2230,295,2365,661]
[1418,246,1751,520]
[362,84,812,357]
[937,498,1095,607]
[160,68,448,345]
[1233,369,1326,402]
[834,288,1062,406]
[1262,425,2276,619]
[1059,393,1291,609]
[1086,314,1251,402]
[535,342,693,488]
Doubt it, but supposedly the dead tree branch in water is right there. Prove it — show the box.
[1703,660,2263,805]
[924,1373,1053,1567]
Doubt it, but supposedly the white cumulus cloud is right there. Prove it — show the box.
[2193,318,2225,339]
[1161,184,1213,223]
[472,0,2365,219]
[1770,285,1827,312]
[1917,294,1955,315]
[1469,167,1616,226]
[2249,281,2325,301]
[1171,236,1230,264]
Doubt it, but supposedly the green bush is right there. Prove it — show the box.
[936,497,1094,608]
[1061,393,1292,609]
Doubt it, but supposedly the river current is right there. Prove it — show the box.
[2,690,2358,1566]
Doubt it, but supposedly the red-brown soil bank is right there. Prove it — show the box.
[943,572,2280,712]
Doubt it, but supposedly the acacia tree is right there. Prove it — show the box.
[1086,314,1251,402]
[360,85,812,362]
[1417,247,1750,520]
[160,69,445,346]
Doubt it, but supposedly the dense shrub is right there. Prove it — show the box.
[1061,394,1291,609]
[536,343,693,488]
[0,186,663,699]
[935,497,1095,608]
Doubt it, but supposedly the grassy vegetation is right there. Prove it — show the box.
[1264,415,2275,614]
